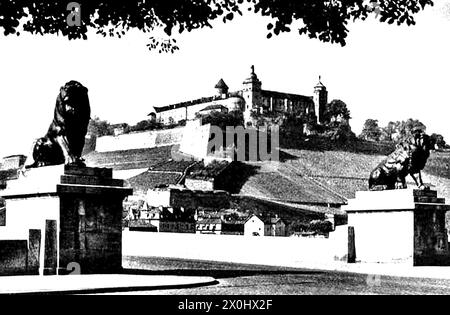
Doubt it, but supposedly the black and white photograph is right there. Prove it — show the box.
[0,0,449,300]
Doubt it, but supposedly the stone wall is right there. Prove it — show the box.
[185,178,214,191]
[95,128,183,153]
[0,164,132,275]
[146,189,172,207]
[0,240,28,275]
[0,155,27,171]
[178,120,211,160]
[348,210,414,263]
[170,189,230,209]
[343,189,450,265]
[123,226,349,267]
[146,188,230,210]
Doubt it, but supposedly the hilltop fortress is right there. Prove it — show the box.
[149,66,328,127]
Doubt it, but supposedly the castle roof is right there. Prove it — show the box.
[150,92,243,114]
[151,95,218,113]
[199,104,227,112]
[214,79,228,90]
[315,76,326,88]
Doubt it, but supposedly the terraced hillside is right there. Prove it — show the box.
[238,147,450,206]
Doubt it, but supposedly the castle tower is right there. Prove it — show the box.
[313,76,328,124]
[242,65,262,125]
[215,78,229,98]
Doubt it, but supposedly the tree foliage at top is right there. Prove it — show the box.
[430,133,447,149]
[381,121,398,141]
[87,117,114,137]
[364,118,429,143]
[359,118,381,141]
[322,99,351,125]
[0,0,433,50]
[397,118,426,141]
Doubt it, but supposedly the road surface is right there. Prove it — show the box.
[119,256,450,295]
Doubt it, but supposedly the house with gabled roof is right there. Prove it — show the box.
[243,214,264,236]
[263,216,287,237]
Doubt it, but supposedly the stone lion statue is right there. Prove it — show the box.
[368,130,435,190]
[27,81,91,168]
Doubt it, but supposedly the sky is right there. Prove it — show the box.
[0,1,450,158]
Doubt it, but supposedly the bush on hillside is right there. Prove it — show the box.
[322,121,356,143]
[197,110,244,130]
[291,220,333,234]
[130,119,163,132]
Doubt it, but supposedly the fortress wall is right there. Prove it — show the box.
[95,128,184,153]
[157,107,186,124]
[178,121,211,160]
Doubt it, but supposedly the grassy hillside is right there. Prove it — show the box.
[238,139,450,204]
[238,171,346,205]
[424,150,450,180]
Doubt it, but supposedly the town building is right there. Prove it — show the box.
[221,219,246,235]
[196,218,222,234]
[146,186,230,210]
[264,216,287,237]
[129,206,195,233]
[149,66,328,126]
[244,214,265,236]
[159,206,195,233]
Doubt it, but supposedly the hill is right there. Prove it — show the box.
[82,129,450,222]
[238,138,450,205]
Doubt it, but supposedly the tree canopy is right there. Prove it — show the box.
[0,0,434,50]
[322,99,351,125]
[430,133,447,149]
[361,118,430,143]
[197,110,244,130]
[359,118,381,141]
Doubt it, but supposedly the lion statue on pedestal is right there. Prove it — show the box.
[27,81,91,168]
[368,129,435,190]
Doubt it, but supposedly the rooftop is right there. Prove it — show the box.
[199,104,228,112]
[315,76,326,88]
[263,217,285,225]
[150,91,243,114]
[187,160,230,179]
[215,79,228,90]
[197,218,222,225]
[127,171,182,194]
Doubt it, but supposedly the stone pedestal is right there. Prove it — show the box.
[0,165,132,275]
[342,189,450,265]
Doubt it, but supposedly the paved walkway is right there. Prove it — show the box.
[0,274,217,294]
[278,260,450,280]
